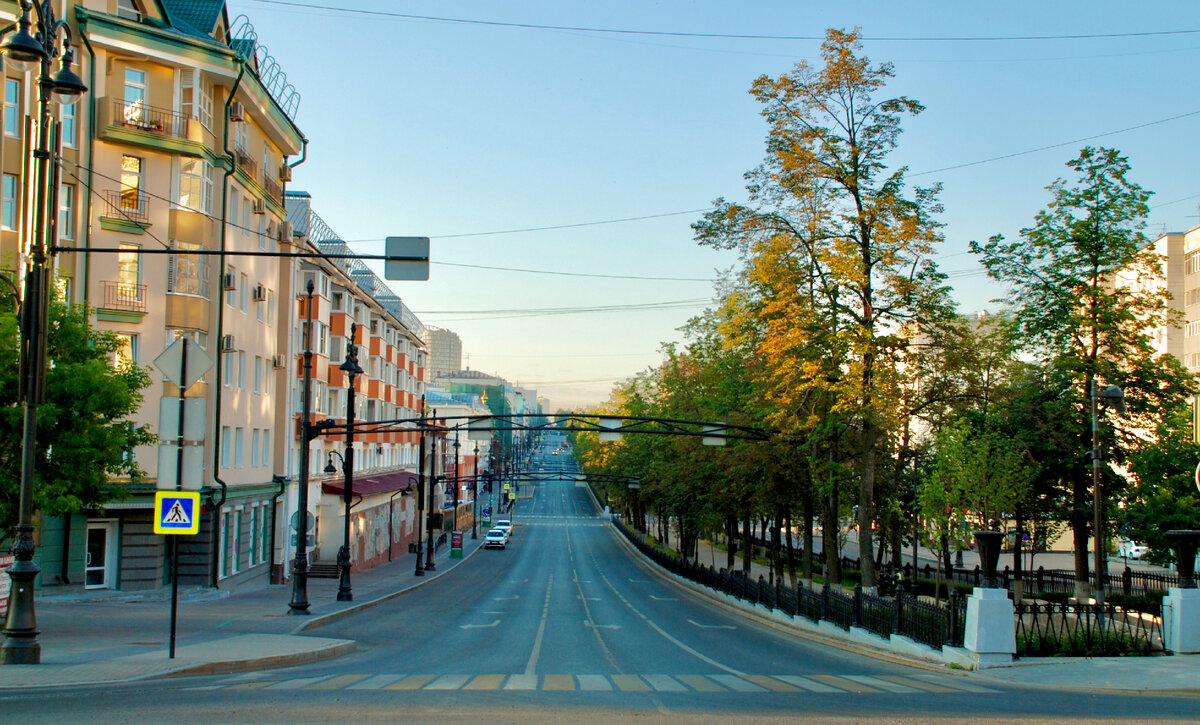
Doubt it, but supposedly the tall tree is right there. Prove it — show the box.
[695,28,950,587]
[0,300,155,541]
[971,146,1195,598]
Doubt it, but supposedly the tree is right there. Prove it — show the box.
[971,146,1196,597]
[695,28,951,588]
[0,300,155,542]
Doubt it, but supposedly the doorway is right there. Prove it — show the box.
[85,521,117,589]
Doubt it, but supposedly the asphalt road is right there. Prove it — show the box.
[2,437,1195,723]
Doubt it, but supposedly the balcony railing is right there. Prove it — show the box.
[111,99,187,138]
[234,145,258,178]
[100,189,149,224]
[101,281,147,312]
[263,176,281,203]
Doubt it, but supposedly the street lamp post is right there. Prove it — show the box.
[425,416,440,571]
[452,436,461,534]
[1091,380,1125,613]
[336,322,361,601]
[1,0,88,665]
[288,280,317,615]
[414,396,426,576]
[472,441,479,539]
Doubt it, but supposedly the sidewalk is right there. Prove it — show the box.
[0,531,486,690]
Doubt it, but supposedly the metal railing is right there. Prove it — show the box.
[100,189,149,224]
[613,520,965,651]
[101,281,146,312]
[112,99,187,138]
[1015,600,1164,656]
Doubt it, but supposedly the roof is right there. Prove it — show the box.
[321,470,419,498]
[159,0,223,41]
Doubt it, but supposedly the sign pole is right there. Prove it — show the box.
[169,340,188,659]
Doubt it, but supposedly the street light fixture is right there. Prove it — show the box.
[2,0,88,666]
[334,322,362,602]
[1091,381,1125,613]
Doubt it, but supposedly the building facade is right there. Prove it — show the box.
[423,326,462,382]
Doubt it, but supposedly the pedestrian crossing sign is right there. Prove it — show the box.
[154,491,201,535]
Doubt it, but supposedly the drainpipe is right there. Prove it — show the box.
[208,60,246,588]
[268,474,286,583]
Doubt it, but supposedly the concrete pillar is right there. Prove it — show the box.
[963,587,1016,667]
[1164,588,1200,654]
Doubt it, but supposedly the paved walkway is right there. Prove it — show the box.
[1,520,1196,695]
[0,531,486,689]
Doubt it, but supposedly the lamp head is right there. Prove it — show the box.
[0,5,48,73]
[1099,384,1126,414]
[323,453,337,474]
[50,48,87,104]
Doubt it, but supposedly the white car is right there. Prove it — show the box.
[1118,540,1149,560]
[494,519,513,538]
[484,528,508,549]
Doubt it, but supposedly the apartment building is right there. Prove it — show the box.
[423,326,463,382]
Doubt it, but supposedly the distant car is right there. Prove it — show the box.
[494,519,513,537]
[1119,540,1149,560]
[484,528,508,549]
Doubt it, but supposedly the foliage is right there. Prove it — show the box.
[0,300,155,541]
[1120,405,1200,564]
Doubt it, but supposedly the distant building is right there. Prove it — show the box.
[424,327,463,381]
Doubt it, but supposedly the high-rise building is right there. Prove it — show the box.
[423,326,463,381]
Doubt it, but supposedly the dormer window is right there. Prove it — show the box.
[116,0,142,21]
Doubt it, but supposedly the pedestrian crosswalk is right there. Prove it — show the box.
[203,671,1000,694]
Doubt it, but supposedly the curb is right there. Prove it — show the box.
[163,639,358,678]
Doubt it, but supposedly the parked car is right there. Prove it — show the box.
[1118,540,1149,560]
[484,528,508,549]
[494,519,513,537]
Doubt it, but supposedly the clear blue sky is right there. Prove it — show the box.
[230,1,1200,409]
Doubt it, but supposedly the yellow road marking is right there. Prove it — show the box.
[310,674,370,690]
[809,675,880,693]
[542,674,575,690]
[676,675,725,692]
[742,675,801,692]
[611,675,650,691]
[463,674,506,690]
[876,674,958,693]
[385,674,438,690]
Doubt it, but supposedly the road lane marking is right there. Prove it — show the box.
[650,596,678,601]
[677,675,726,692]
[385,675,438,690]
[348,675,407,690]
[493,596,519,601]
[463,675,506,690]
[896,674,1000,693]
[584,622,621,629]
[264,676,330,690]
[742,675,801,692]
[310,674,369,690]
[425,675,471,690]
[504,674,538,690]
[612,675,651,691]
[577,674,613,691]
[543,674,575,690]
[842,675,921,693]
[460,620,500,629]
[709,675,766,692]
[687,619,735,630]
[228,681,275,690]
[525,575,553,676]
[772,675,843,693]
[809,675,880,693]
[643,674,686,692]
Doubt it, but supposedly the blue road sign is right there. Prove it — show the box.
[154,491,200,535]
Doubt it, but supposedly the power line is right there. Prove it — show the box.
[429,209,708,238]
[245,2,1200,43]
[433,260,712,282]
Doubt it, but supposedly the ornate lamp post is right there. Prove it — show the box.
[452,435,461,533]
[414,395,426,577]
[288,280,317,615]
[472,440,480,539]
[336,323,361,601]
[2,0,88,665]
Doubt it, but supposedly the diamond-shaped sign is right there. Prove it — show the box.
[154,337,214,390]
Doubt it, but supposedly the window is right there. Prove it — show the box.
[234,427,244,467]
[266,290,276,326]
[116,0,142,21]
[219,511,230,577]
[198,80,213,130]
[4,79,19,137]
[178,158,212,213]
[253,356,262,393]
[122,68,147,125]
[248,507,258,565]
[237,350,245,389]
[114,333,138,368]
[224,266,236,306]
[117,242,142,300]
[259,503,270,565]
[120,155,145,215]
[251,429,260,467]
[232,510,242,573]
[58,184,74,240]
[167,241,209,297]
[223,352,234,386]
[220,426,231,468]
[239,273,248,312]
[2,174,17,229]
[60,102,76,148]
[262,430,270,471]
[229,193,238,229]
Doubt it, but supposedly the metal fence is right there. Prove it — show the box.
[614,520,964,651]
[1014,600,1165,656]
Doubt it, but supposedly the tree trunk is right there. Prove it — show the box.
[859,416,878,589]
[802,493,814,581]
[725,516,737,571]
[741,511,753,574]
[1072,481,1091,600]
[785,511,798,587]
[771,511,783,586]
[823,486,841,585]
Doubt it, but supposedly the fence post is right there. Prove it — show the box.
[1036,565,1045,592]
[893,583,904,635]
[853,583,862,628]
[757,575,765,605]
[947,588,960,647]
[773,580,780,612]
[1123,566,1132,596]
[821,581,830,622]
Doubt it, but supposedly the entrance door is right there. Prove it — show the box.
[85,522,116,589]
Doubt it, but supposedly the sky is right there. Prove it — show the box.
[228,1,1200,410]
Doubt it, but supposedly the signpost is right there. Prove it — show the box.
[384,236,430,281]
[152,337,213,659]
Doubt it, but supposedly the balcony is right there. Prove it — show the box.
[99,189,149,226]
[263,175,281,203]
[111,99,187,139]
[101,281,147,313]
[234,145,258,179]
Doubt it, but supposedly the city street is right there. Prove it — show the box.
[0,441,1195,723]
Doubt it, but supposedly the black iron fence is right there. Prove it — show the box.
[614,519,964,651]
[1015,600,1165,656]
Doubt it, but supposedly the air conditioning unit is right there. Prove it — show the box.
[222,272,237,290]
[272,354,285,369]
[220,334,236,352]
[279,165,292,182]
[252,198,266,215]
[252,284,267,302]
[278,220,294,243]
[228,101,245,122]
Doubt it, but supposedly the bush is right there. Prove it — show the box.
[1107,591,1166,614]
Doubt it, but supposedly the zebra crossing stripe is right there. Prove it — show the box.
[349,674,407,690]
[642,675,686,692]
[426,675,472,690]
[708,675,766,692]
[611,675,650,691]
[676,674,726,692]
[311,674,370,690]
[772,675,843,693]
[463,675,506,690]
[576,674,613,691]
[741,675,801,692]
[901,674,1001,693]
[228,681,275,690]
[504,674,538,690]
[267,676,332,690]
[841,675,920,693]
[542,675,575,690]
[809,675,880,693]
[385,674,438,690]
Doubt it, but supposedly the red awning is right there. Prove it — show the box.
[321,470,419,497]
